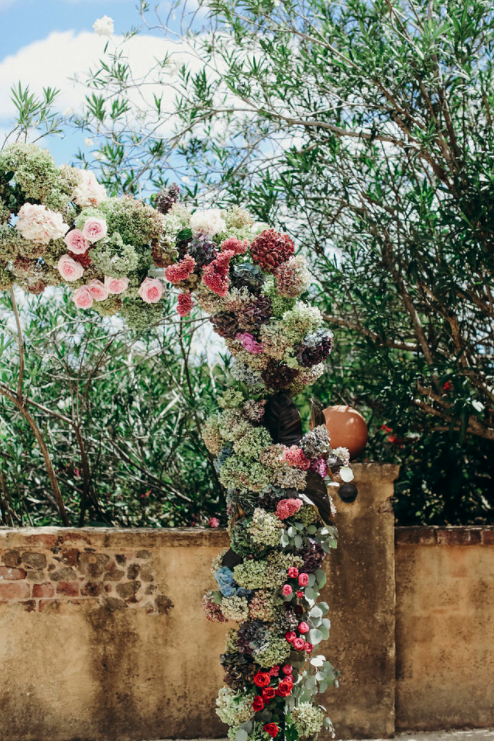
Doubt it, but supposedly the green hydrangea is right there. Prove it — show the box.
[0,143,59,202]
[291,703,325,738]
[91,296,123,317]
[282,302,322,342]
[233,559,267,590]
[0,265,15,290]
[0,224,33,262]
[297,505,319,526]
[253,631,291,668]
[119,298,163,331]
[250,508,283,548]
[216,687,254,726]
[161,202,191,248]
[218,389,246,409]
[0,200,11,224]
[202,417,224,456]
[221,595,250,622]
[224,206,254,230]
[90,233,139,278]
[219,456,271,493]
[262,277,297,318]
[100,196,162,246]
[233,426,272,460]
[219,409,251,443]
[264,551,304,590]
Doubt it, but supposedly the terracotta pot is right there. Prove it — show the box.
[323,405,368,459]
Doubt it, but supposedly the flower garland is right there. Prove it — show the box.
[0,143,167,329]
[0,147,357,740]
[150,191,356,741]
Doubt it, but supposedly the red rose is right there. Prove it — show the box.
[298,573,309,586]
[284,674,294,685]
[304,641,314,653]
[252,696,264,711]
[277,679,293,697]
[269,665,280,676]
[298,621,310,634]
[288,567,299,578]
[254,672,271,688]
[283,664,293,675]
[262,687,276,701]
[296,591,304,599]
[293,637,305,650]
[285,631,297,643]
[264,723,279,738]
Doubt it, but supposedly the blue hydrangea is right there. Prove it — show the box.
[215,566,236,597]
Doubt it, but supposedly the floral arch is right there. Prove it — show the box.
[0,142,357,741]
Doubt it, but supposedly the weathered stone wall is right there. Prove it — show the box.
[0,465,493,741]
[395,526,494,732]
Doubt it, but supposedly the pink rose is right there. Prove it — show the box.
[64,229,89,255]
[57,254,84,282]
[282,665,293,675]
[298,573,309,587]
[138,277,164,304]
[298,622,310,634]
[293,637,305,651]
[282,584,293,596]
[209,517,220,528]
[269,666,280,676]
[285,631,296,643]
[104,276,129,295]
[87,279,109,302]
[304,642,314,653]
[288,567,299,579]
[82,217,107,243]
[72,286,93,309]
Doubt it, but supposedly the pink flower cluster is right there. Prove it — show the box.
[203,250,234,296]
[17,203,68,245]
[177,292,193,317]
[284,446,311,470]
[310,457,327,478]
[220,236,249,255]
[236,332,264,354]
[275,498,303,520]
[165,255,196,284]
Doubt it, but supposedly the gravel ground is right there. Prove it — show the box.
[151,731,494,741]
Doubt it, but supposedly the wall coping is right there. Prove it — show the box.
[395,525,494,546]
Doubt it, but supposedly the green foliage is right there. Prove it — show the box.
[0,289,228,527]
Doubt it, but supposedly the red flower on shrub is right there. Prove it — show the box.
[276,679,293,697]
[252,696,264,712]
[262,687,276,702]
[254,671,271,688]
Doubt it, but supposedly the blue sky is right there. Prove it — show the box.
[0,0,186,165]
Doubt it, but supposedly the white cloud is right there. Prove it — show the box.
[0,30,198,124]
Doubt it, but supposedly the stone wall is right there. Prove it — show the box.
[0,464,493,741]
[395,526,494,732]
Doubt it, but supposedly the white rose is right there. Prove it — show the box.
[93,15,114,37]
[72,169,106,208]
[190,208,226,237]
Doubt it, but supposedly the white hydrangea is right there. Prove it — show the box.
[161,202,191,247]
[190,208,226,237]
[221,595,249,622]
[93,15,114,36]
[71,169,107,208]
[16,204,68,245]
[291,703,326,738]
[216,687,254,726]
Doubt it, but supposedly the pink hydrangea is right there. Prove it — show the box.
[138,277,164,304]
[236,332,264,354]
[64,229,89,255]
[310,457,327,478]
[177,292,193,317]
[284,446,311,470]
[276,498,303,520]
[202,250,234,296]
[165,255,196,284]
[220,236,249,255]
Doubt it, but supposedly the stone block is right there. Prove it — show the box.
[0,581,30,599]
[2,549,21,567]
[56,581,80,597]
[116,581,141,599]
[21,552,47,569]
[77,552,109,578]
[0,565,26,580]
[32,582,55,598]
[49,567,77,582]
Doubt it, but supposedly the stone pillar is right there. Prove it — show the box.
[321,462,400,740]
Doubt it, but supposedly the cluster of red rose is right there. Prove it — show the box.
[253,666,295,737]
